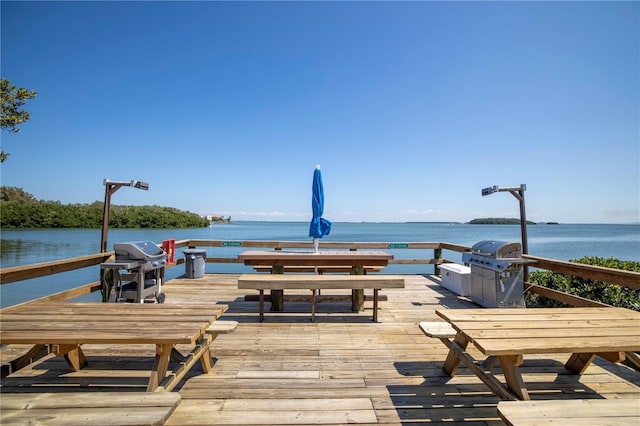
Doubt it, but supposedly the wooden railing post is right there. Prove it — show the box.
[434,248,442,276]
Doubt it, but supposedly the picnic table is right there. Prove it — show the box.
[238,249,394,312]
[238,249,393,273]
[0,302,228,391]
[431,307,640,401]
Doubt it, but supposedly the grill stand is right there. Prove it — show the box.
[100,260,165,303]
[468,264,525,308]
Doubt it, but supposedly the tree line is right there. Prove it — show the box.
[0,187,210,229]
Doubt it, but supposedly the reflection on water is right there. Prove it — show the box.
[1,238,71,266]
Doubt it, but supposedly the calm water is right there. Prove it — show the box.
[1,222,638,307]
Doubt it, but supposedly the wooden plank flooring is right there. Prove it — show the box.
[2,273,639,425]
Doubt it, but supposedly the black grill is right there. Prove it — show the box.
[101,241,167,303]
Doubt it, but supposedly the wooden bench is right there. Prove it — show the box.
[497,399,640,426]
[238,274,404,322]
[205,320,239,337]
[419,321,456,344]
[0,391,181,425]
[253,265,383,274]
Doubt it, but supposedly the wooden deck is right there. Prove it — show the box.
[2,273,639,425]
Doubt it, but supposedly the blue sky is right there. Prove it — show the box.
[1,1,638,224]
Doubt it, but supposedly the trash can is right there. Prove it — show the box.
[184,249,206,278]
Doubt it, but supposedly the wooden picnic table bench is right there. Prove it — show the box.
[237,274,404,322]
[0,392,181,426]
[423,307,640,401]
[0,302,228,392]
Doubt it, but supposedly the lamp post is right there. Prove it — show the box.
[481,184,529,281]
[100,179,149,253]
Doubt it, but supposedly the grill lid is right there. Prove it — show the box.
[470,240,521,259]
[463,240,528,271]
[114,241,165,260]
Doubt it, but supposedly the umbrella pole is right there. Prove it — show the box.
[313,239,319,294]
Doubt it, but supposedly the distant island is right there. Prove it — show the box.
[469,218,537,225]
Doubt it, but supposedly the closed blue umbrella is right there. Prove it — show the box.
[309,165,331,252]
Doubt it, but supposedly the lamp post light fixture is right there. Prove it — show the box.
[100,179,149,253]
[481,184,529,280]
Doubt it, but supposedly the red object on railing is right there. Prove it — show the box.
[161,239,176,264]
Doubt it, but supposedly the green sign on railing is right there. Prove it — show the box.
[388,243,409,249]
[222,241,243,247]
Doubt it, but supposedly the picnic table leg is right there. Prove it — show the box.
[351,265,366,312]
[352,290,365,312]
[270,290,284,312]
[373,289,379,322]
[311,289,316,322]
[148,343,172,392]
[498,355,529,401]
[566,351,625,374]
[52,344,87,371]
[199,337,214,373]
[158,336,214,392]
[565,353,596,374]
[446,342,519,401]
[270,265,284,312]
[443,332,468,376]
[259,289,265,322]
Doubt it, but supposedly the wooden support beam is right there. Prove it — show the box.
[449,341,519,401]
[1,344,52,378]
[52,344,87,371]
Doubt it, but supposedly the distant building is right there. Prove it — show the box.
[207,215,231,223]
